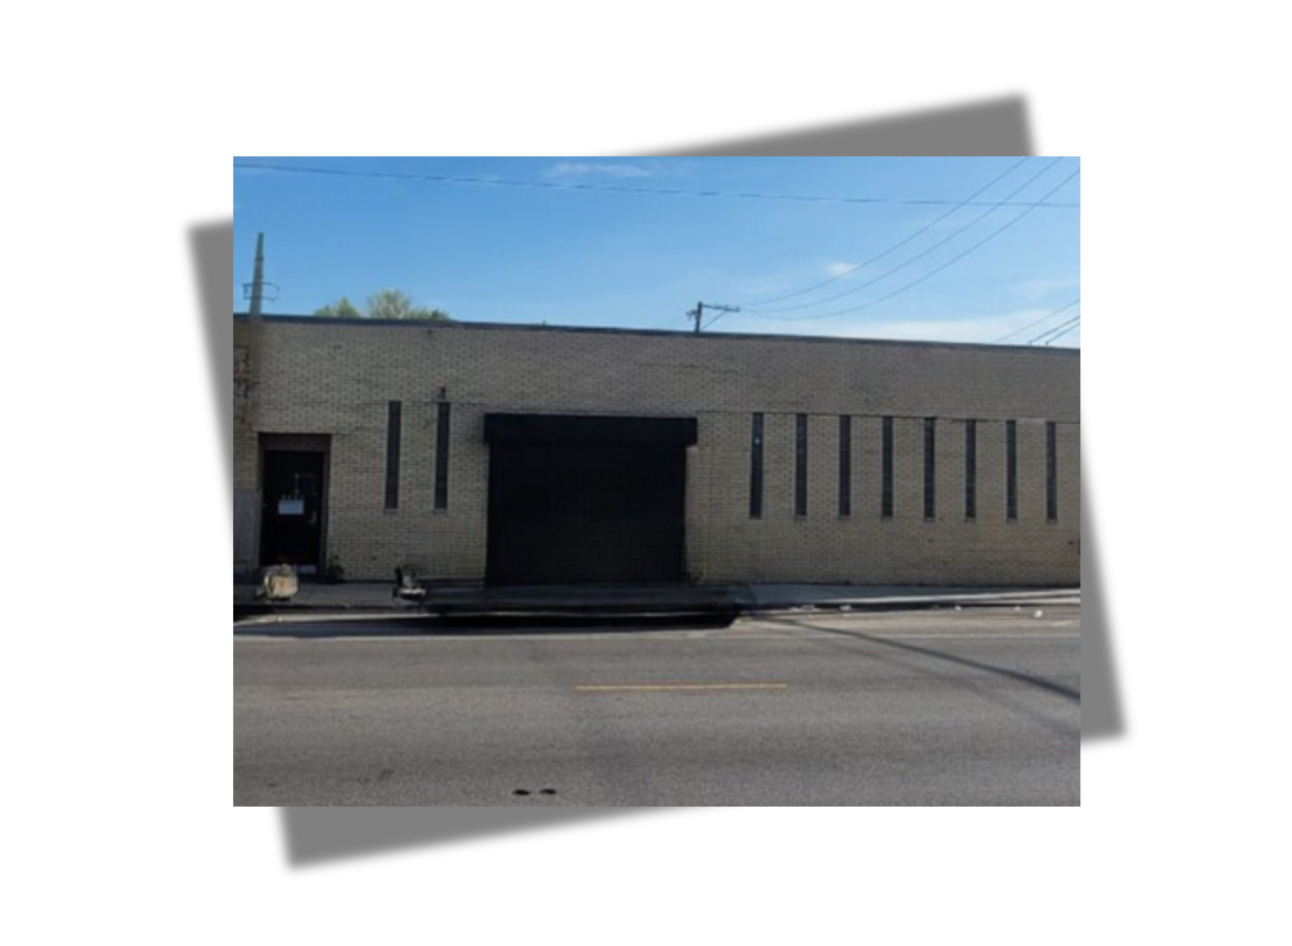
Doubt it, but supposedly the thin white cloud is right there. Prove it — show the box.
[734,261,857,298]
[548,161,653,179]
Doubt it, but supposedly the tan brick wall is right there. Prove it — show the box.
[234,318,1080,584]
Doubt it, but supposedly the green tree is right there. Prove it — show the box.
[314,289,451,321]
[313,296,363,318]
[367,289,452,321]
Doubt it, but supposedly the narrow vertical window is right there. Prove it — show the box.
[881,416,894,519]
[923,417,936,520]
[384,400,401,510]
[838,415,851,518]
[1046,421,1057,522]
[1005,420,1018,521]
[749,413,764,519]
[964,419,977,520]
[434,401,451,510]
[794,414,808,517]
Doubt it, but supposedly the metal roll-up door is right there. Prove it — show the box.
[484,415,694,584]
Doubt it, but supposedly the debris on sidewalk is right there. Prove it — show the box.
[393,565,428,603]
[256,564,298,602]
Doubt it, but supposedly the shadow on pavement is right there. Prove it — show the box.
[768,615,1080,703]
[235,611,739,638]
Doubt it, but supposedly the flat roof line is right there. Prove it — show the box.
[232,313,1080,356]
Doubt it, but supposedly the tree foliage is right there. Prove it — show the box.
[314,289,451,321]
[313,296,362,318]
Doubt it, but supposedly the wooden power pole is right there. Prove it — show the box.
[688,301,740,334]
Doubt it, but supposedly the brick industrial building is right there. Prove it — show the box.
[233,315,1079,586]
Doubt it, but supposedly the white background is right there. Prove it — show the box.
[4,2,1288,943]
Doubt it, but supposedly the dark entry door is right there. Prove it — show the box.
[259,450,326,572]
[487,440,687,584]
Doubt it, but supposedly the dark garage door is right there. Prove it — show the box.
[485,415,695,585]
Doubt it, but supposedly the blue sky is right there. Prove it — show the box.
[233,156,1079,347]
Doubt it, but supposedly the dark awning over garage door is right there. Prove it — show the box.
[484,413,697,447]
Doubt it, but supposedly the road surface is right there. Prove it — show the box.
[234,606,1080,805]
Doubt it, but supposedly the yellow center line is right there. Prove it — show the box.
[575,682,789,692]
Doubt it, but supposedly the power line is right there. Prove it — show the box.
[997,298,1080,343]
[1044,319,1080,345]
[747,157,1065,314]
[232,161,1081,209]
[1030,314,1081,345]
[745,167,1081,323]
[742,157,1032,307]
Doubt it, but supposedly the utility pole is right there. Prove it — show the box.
[688,301,740,334]
[242,232,278,320]
[248,233,265,320]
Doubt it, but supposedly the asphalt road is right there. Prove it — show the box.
[234,606,1080,806]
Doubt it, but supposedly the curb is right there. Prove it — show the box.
[236,595,1076,625]
[749,593,1078,612]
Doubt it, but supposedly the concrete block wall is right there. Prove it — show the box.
[234,317,1079,585]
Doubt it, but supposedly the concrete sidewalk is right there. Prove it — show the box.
[234,578,1079,621]
[749,583,1079,610]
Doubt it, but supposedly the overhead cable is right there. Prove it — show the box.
[233,161,1081,209]
[742,157,1031,307]
[748,157,1065,313]
[1030,314,1082,345]
[746,167,1081,323]
[997,298,1080,343]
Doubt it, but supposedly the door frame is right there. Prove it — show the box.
[257,433,332,574]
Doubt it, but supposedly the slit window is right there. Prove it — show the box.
[434,401,451,510]
[384,400,401,510]
[838,415,851,518]
[881,416,894,519]
[750,413,764,519]
[964,420,977,520]
[794,414,808,517]
[923,417,936,520]
[1006,420,1018,521]
[1046,421,1057,522]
